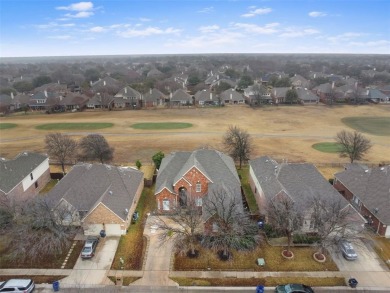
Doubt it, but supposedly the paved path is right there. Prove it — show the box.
[129,216,178,287]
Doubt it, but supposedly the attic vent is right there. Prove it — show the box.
[374,208,379,214]
[380,167,385,171]
[109,191,113,196]
[365,170,369,173]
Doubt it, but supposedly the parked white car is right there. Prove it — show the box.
[0,279,35,292]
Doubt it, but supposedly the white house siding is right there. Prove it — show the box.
[385,225,390,238]
[249,165,265,212]
[21,158,49,191]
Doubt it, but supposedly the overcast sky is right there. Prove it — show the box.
[1,0,389,57]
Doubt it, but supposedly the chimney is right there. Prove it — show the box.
[170,92,173,99]
[57,80,60,84]
[11,92,14,100]
[124,87,127,94]
[150,88,152,95]
[103,80,106,86]
[44,90,48,97]
[331,81,335,89]
[210,92,212,100]
[20,75,23,80]
[90,81,93,86]
[60,96,63,101]
[217,74,219,79]
[355,82,358,89]
[230,93,232,100]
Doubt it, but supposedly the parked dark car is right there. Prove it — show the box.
[339,240,358,260]
[275,283,314,293]
[0,279,35,292]
[81,236,99,259]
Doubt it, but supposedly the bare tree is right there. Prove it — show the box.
[252,83,267,106]
[96,92,114,110]
[153,199,204,257]
[79,134,114,164]
[267,194,303,254]
[202,187,261,260]
[45,133,77,174]
[222,125,252,169]
[310,197,363,256]
[7,197,80,262]
[335,130,372,163]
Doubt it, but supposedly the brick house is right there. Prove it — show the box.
[334,164,390,237]
[46,163,144,236]
[155,149,243,233]
[249,156,364,233]
[0,152,50,205]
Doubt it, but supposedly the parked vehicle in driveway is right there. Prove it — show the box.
[81,236,99,259]
[0,278,35,292]
[275,283,314,293]
[339,240,358,260]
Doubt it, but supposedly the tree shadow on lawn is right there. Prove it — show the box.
[174,243,338,272]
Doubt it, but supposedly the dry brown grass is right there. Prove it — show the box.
[171,276,345,287]
[174,243,338,272]
[1,105,389,164]
[373,236,390,269]
[0,275,67,284]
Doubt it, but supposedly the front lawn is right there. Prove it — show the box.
[111,185,156,270]
[171,276,345,287]
[174,243,338,272]
[373,236,390,269]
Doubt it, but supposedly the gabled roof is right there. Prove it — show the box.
[250,156,349,212]
[171,89,192,102]
[313,83,333,94]
[0,152,48,194]
[335,165,390,224]
[194,89,218,101]
[115,86,142,99]
[143,88,167,102]
[220,88,243,101]
[46,164,143,221]
[272,87,290,97]
[369,89,389,100]
[91,76,121,90]
[296,88,319,101]
[155,149,240,195]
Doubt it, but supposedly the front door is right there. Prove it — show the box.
[179,187,187,207]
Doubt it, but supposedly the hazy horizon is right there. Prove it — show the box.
[1,0,390,58]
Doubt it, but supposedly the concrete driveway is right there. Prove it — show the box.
[331,238,388,272]
[61,236,120,285]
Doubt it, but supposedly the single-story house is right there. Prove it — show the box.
[194,89,219,106]
[0,152,50,205]
[143,88,167,107]
[170,89,193,106]
[220,88,245,105]
[334,164,390,237]
[296,88,319,104]
[46,163,144,236]
[249,156,364,234]
[114,86,142,109]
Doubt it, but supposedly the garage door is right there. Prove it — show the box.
[84,224,103,236]
[105,224,122,236]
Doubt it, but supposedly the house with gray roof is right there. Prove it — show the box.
[114,86,142,109]
[290,75,310,89]
[194,89,219,106]
[271,87,290,104]
[220,88,245,105]
[296,88,319,104]
[249,156,364,233]
[46,163,144,236]
[155,149,242,233]
[143,88,167,107]
[170,89,193,106]
[334,164,390,237]
[0,152,50,204]
[367,88,389,103]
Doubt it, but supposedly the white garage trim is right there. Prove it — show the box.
[385,225,390,238]
[83,223,104,236]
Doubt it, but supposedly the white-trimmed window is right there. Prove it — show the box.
[196,197,202,207]
[163,199,170,211]
[196,182,201,192]
[212,222,219,233]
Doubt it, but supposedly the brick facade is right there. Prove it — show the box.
[156,166,210,213]
[334,180,387,236]
[2,168,51,205]
[84,203,124,225]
